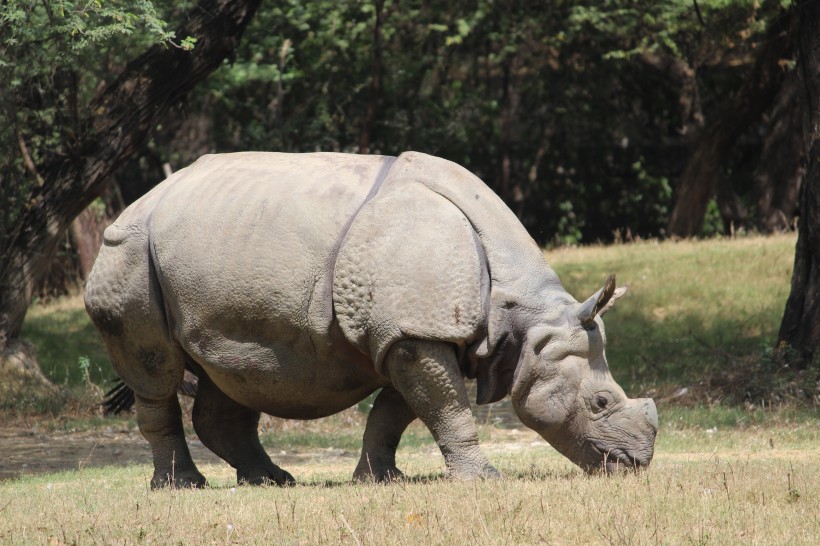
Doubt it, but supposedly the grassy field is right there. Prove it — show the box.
[3,234,819,543]
[545,234,799,396]
[1,421,817,544]
[20,294,112,387]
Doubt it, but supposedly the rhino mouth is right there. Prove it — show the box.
[585,442,647,474]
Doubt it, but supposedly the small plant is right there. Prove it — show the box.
[701,199,724,237]
[78,355,91,386]
[786,471,801,504]
[180,35,197,50]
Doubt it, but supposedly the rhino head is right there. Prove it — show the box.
[501,275,658,473]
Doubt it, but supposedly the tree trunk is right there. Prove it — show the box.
[69,206,110,281]
[0,0,261,382]
[358,0,386,155]
[753,70,804,232]
[667,2,793,237]
[637,51,702,135]
[777,0,820,368]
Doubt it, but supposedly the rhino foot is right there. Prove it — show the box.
[151,469,208,490]
[238,464,295,487]
[352,462,405,483]
[446,462,502,481]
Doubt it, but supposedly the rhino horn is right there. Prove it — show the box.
[578,274,618,329]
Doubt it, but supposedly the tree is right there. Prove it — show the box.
[0,0,262,392]
[752,70,803,232]
[666,0,794,237]
[777,0,820,369]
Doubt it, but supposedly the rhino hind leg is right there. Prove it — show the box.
[95,332,206,489]
[353,387,417,482]
[85,232,205,489]
[191,370,295,486]
[88,316,205,489]
[384,340,500,480]
[136,393,207,489]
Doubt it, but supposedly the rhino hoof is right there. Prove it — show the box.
[238,465,295,487]
[448,463,502,481]
[151,470,207,490]
[353,465,405,484]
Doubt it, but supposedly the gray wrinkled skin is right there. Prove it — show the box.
[84,151,657,488]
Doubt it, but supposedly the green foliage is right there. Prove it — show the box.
[3,0,794,244]
[702,198,724,236]
[160,0,785,243]
[0,1,176,245]
[555,200,584,246]
[568,0,772,61]
[77,354,90,384]
[177,35,196,51]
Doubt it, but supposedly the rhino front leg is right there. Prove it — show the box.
[385,340,499,480]
[353,387,417,482]
[136,394,206,489]
[191,371,294,486]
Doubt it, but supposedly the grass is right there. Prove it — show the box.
[20,234,802,397]
[20,294,112,387]
[1,422,817,544]
[545,234,801,397]
[11,234,816,423]
[261,425,434,452]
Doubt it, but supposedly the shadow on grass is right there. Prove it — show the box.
[20,302,112,386]
[301,471,579,489]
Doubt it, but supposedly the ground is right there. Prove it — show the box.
[0,418,373,482]
[0,425,215,481]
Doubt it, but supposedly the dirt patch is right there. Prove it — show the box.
[0,427,223,482]
[0,425,359,483]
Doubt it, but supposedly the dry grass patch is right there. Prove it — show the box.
[2,424,817,545]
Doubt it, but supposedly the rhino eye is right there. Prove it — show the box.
[595,395,609,409]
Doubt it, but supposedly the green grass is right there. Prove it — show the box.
[4,235,817,544]
[545,234,800,397]
[263,427,435,452]
[20,294,112,386]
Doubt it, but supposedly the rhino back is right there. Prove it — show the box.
[388,152,563,299]
[145,152,393,415]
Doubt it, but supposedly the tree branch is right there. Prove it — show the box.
[42,0,263,227]
[1,0,262,345]
[16,132,43,187]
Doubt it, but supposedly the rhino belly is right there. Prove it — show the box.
[185,323,385,419]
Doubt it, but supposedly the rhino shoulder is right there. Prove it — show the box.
[333,181,488,371]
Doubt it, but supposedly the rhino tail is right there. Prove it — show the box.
[102,369,200,415]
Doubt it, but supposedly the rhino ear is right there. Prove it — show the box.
[598,284,627,317]
[578,274,626,328]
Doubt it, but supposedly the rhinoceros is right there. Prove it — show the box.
[84,151,657,488]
